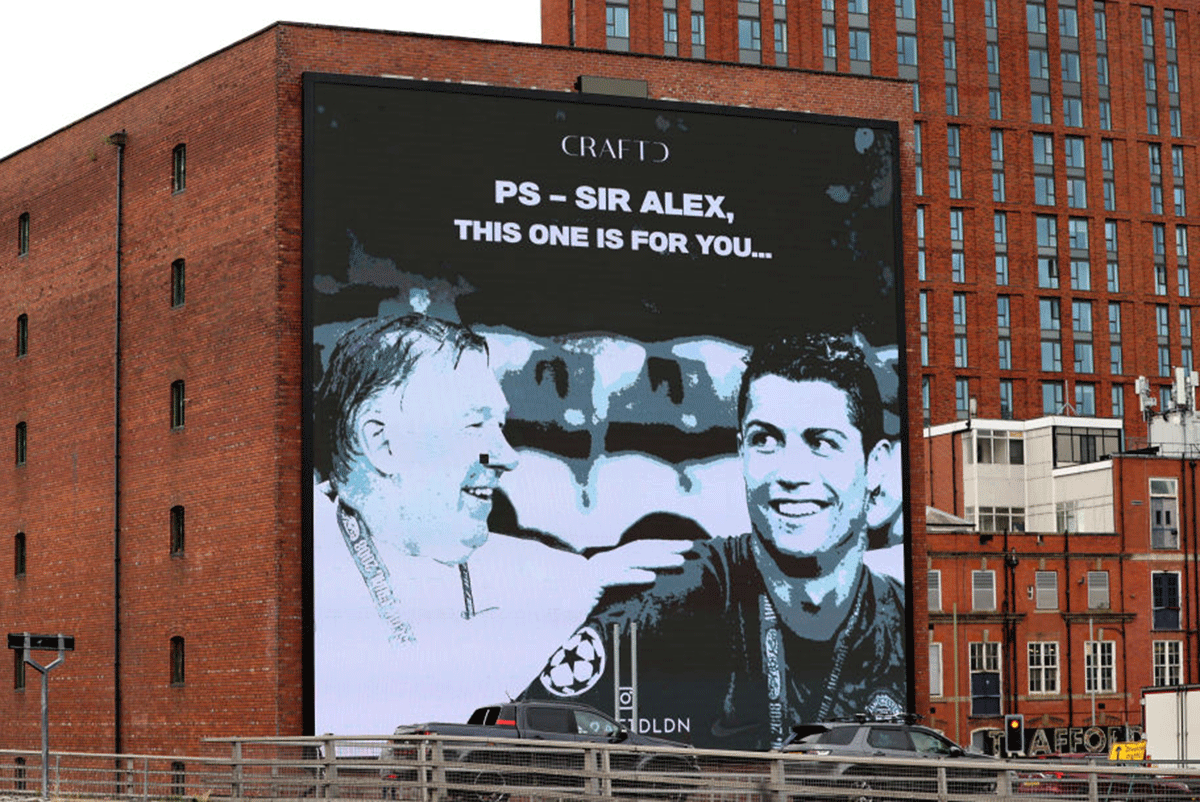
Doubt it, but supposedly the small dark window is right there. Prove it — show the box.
[469,706,500,725]
[170,761,186,797]
[16,314,27,357]
[15,531,25,577]
[170,506,185,555]
[1153,572,1182,630]
[170,381,185,429]
[172,144,187,193]
[171,259,185,307]
[15,757,27,790]
[15,422,26,465]
[526,706,573,733]
[820,726,858,746]
[13,650,25,690]
[17,213,29,256]
[867,727,914,751]
[170,636,185,685]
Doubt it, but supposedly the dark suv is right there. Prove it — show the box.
[780,716,998,800]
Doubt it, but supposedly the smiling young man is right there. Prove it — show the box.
[523,332,907,750]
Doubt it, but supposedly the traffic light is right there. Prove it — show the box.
[1004,714,1025,755]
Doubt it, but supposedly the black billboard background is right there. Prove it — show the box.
[307,78,897,347]
[303,74,907,736]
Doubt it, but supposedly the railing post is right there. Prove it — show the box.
[591,748,606,799]
[996,765,1012,796]
[231,740,244,799]
[323,737,338,800]
[142,756,149,801]
[1087,766,1099,802]
[430,740,445,802]
[417,740,431,802]
[770,754,785,802]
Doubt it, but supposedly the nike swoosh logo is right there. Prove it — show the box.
[710,720,762,738]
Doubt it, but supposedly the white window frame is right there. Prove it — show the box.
[930,642,944,697]
[928,569,942,612]
[1153,640,1183,687]
[1153,571,1182,630]
[1028,641,1059,694]
[973,569,996,611]
[1085,640,1116,693]
[1151,478,1180,549]
[969,641,1002,716]
[1035,570,1058,610]
[1087,570,1110,609]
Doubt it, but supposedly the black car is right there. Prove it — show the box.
[780,716,999,800]
[383,701,697,802]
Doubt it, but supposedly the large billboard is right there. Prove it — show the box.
[303,74,908,750]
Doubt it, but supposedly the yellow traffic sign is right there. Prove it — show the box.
[1109,741,1146,761]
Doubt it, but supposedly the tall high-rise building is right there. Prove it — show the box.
[545,0,1196,435]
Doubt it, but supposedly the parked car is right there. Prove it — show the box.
[1015,769,1197,800]
[1098,774,1198,800]
[1012,756,1198,801]
[382,700,697,802]
[780,715,999,800]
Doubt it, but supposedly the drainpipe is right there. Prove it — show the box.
[1185,456,1195,681]
[951,430,960,514]
[108,130,127,754]
[1064,526,1074,726]
[1183,455,1193,684]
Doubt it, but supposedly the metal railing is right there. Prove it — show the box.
[5,736,1200,801]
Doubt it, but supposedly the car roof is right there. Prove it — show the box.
[786,720,964,746]
[481,700,613,716]
[791,720,939,732]
[789,724,836,740]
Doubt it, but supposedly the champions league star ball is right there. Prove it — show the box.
[539,626,606,697]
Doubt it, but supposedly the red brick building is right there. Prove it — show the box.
[924,416,1197,753]
[0,23,917,756]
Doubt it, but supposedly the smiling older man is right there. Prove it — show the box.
[311,313,691,734]
[522,331,906,750]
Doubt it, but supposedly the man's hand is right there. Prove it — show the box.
[586,539,690,588]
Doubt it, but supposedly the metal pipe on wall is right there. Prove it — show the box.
[108,130,127,754]
[1190,460,1199,684]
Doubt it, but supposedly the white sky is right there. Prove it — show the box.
[2,1,541,160]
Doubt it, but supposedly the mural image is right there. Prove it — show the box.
[304,76,908,748]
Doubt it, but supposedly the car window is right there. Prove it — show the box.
[574,710,620,736]
[867,727,914,751]
[910,730,957,755]
[468,706,499,725]
[821,727,858,746]
[526,706,573,733]
[788,725,831,746]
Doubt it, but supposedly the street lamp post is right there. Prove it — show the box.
[7,633,75,800]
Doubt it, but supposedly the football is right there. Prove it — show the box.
[539,626,606,697]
